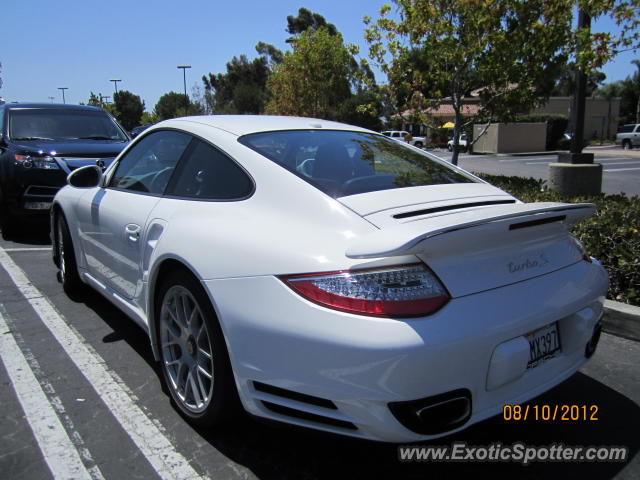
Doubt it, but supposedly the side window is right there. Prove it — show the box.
[109,130,191,194]
[167,139,253,200]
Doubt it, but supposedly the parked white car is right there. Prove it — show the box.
[52,115,607,442]
[616,124,640,149]
[381,130,427,148]
[447,133,468,152]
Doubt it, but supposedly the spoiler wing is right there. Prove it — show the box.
[346,202,595,259]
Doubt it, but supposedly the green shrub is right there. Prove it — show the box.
[515,114,568,150]
[477,174,640,306]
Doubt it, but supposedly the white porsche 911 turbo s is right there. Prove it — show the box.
[51,115,608,442]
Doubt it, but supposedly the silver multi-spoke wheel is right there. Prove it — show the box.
[56,213,83,295]
[57,217,67,282]
[160,286,214,413]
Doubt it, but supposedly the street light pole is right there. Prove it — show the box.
[570,9,590,154]
[549,6,601,196]
[58,87,68,104]
[177,65,191,111]
[109,79,121,97]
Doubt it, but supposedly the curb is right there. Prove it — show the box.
[602,300,640,342]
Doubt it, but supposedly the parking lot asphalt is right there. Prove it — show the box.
[433,147,640,196]
[1,222,639,480]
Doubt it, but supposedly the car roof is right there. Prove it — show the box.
[4,103,105,112]
[165,115,374,137]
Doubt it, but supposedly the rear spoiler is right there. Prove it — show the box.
[346,202,595,259]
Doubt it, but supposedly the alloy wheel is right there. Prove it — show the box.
[159,286,214,413]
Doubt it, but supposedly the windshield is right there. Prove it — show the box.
[8,108,128,142]
[239,130,476,197]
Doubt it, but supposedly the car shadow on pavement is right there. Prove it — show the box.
[1,218,51,245]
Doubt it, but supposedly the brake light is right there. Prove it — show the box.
[280,263,450,317]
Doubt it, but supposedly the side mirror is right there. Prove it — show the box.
[67,165,103,188]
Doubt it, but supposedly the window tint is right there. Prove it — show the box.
[109,130,191,194]
[239,130,475,198]
[167,138,252,199]
[618,125,635,133]
[8,108,128,141]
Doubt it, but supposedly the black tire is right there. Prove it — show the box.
[55,213,84,295]
[622,140,632,150]
[414,141,423,149]
[156,269,240,426]
[0,207,17,240]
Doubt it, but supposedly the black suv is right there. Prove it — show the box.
[0,103,129,236]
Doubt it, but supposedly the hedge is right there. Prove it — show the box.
[477,174,640,307]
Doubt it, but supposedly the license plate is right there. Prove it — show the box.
[24,201,52,210]
[526,322,561,368]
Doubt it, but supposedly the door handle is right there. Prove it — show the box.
[125,224,141,243]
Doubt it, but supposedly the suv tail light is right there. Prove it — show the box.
[280,263,449,317]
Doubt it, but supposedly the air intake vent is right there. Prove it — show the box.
[253,381,337,409]
[261,401,357,430]
[393,200,516,219]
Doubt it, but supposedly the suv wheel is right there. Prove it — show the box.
[623,140,632,150]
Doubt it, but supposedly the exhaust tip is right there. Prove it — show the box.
[389,389,472,435]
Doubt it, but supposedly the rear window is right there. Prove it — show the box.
[618,124,636,133]
[239,130,475,197]
[8,108,128,142]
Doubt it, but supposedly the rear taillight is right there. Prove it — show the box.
[280,263,450,317]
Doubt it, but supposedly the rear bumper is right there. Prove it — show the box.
[205,260,608,442]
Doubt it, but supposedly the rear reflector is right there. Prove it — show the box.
[280,263,449,317]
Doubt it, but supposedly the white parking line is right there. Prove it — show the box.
[604,167,640,172]
[0,247,206,480]
[0,310,94,480]
[3,247,52,252]
[598,161,640,166]
[596,157,637,162]
[498,156,552,162]
[525,161,552,165]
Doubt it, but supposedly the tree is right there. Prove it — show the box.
[334,91,383,130]
[266,27,352,118]
[364,0,640,165]
[113,90,144,130]
[140,111,159,125]
[365,1,577,165]
[598,60,640,124]
[202,53,271,114]
[87,92,102,107]
[286,7,337,39]
[154,91,201,120]
[86,91,118,116]
[547,64,606,97]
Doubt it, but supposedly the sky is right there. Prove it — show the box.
[2,0,638,111]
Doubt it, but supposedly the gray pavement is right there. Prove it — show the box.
[0,224,639,479]
[433,146,640,196]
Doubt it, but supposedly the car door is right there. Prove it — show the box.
[634,125,640,146]
[76,130,191,299]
